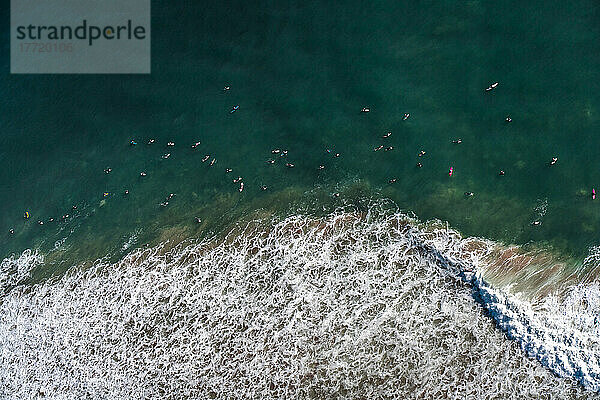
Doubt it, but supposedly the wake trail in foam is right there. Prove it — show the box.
[0,210,598,399]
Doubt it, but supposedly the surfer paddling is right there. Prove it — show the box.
[485,82,499,92]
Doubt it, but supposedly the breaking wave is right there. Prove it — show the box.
[0,249,42,296]
[0,209,599,399]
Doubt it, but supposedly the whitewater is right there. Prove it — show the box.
[0,207,599,399]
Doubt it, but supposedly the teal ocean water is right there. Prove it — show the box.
[2,1,600,398]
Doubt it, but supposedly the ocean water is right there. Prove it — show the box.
[2,0,600,398]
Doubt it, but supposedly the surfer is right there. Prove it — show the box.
[505,116,512,123]
[383,132,392,138]
[485,82,499,91]
[499,170,505,176]
[403,113,410,120]
[230,105,240,113]
[549,157,558,166]
[452,139,462,144]
[361,107,370,113]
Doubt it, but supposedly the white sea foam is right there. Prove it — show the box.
[0,249,43,295]
[584,246,600,268]
[410,220,600,393]
[121,229,142,252]
[474,275,600,391]
[534,198,549,219]
[0,211,597,399]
